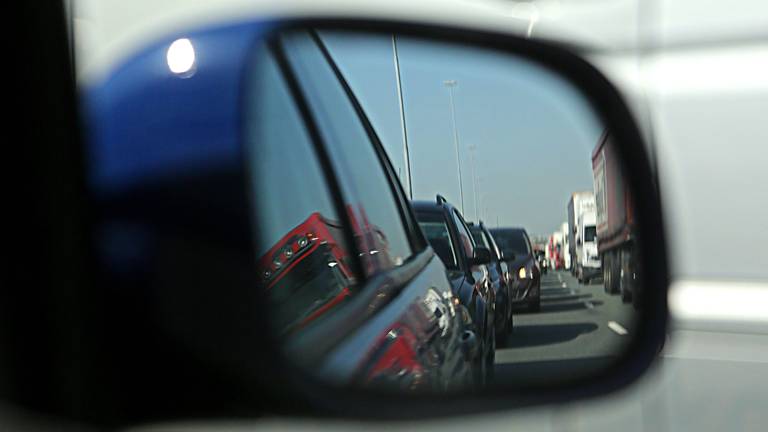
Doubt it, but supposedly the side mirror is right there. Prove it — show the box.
[78,15,669,426]
[470,246,491,265]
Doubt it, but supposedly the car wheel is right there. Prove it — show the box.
[486,326,496,382]
[495,305,509,345]
[528,297,540,313]
[473,351,485,389]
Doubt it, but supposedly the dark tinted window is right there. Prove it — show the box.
[483,228,503,260]
[247,45,359,335]
[491,229,531,257]
[417,212,458,269]
[584,226,597,242]
[469,226,488,249]
[451,210,475,259]
[282,31,413,274]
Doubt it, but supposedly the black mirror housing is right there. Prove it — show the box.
[67,15,669,427]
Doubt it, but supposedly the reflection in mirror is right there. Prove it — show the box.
[248,30,639,393]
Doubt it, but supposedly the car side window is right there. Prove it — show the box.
[452,210,475,259]
[416,211,458,269]
[484,230,502,260]
[280,31,413,275]
[246,44,360,335]
[470,226,489,249]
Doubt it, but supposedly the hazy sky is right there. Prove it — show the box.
[321,31,603,237]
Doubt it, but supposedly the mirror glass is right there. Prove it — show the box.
[249,29,640,392]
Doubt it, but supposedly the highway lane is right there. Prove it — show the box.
[494,270,636,386]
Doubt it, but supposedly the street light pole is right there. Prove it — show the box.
[392,35,413,199]
[469,144,479,221]
[444,79,464,214]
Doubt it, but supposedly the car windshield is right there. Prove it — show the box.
[268,247,351,334]
[417,213,458,269]
[584,226,597,242]
[491,229,530,258]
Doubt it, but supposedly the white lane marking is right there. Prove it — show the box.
[608,321,628,335]
[558,274,562,282]
[584,301,594,309]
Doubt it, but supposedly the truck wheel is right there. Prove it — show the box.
[632,285,641,310]
[621,283,632,303]
[605,253,620,294]
[619,247,634,303]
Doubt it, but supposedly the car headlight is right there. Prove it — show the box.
[518,267,527,279]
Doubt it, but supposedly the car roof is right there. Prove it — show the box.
[490,227,529,238]
[412,199,453,214]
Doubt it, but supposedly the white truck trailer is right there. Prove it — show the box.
[567,192,600,283]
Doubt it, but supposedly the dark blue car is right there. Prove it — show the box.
[491,227,541,312]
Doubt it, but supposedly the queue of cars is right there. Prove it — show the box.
[413,195,547,380]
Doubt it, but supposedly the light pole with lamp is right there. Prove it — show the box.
[444,79,465,214]
[469,144,480,221]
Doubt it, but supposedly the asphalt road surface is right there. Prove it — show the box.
[495,269,636,386]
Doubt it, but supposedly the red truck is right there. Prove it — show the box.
[257,212,358,333]
[592,131,639,304]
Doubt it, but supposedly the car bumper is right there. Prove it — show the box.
[510,277,538,305]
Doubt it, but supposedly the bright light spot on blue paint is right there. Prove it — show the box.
[167,38,196,74]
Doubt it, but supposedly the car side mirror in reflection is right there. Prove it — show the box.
[471,247,491,266]
[78,16,669,426]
